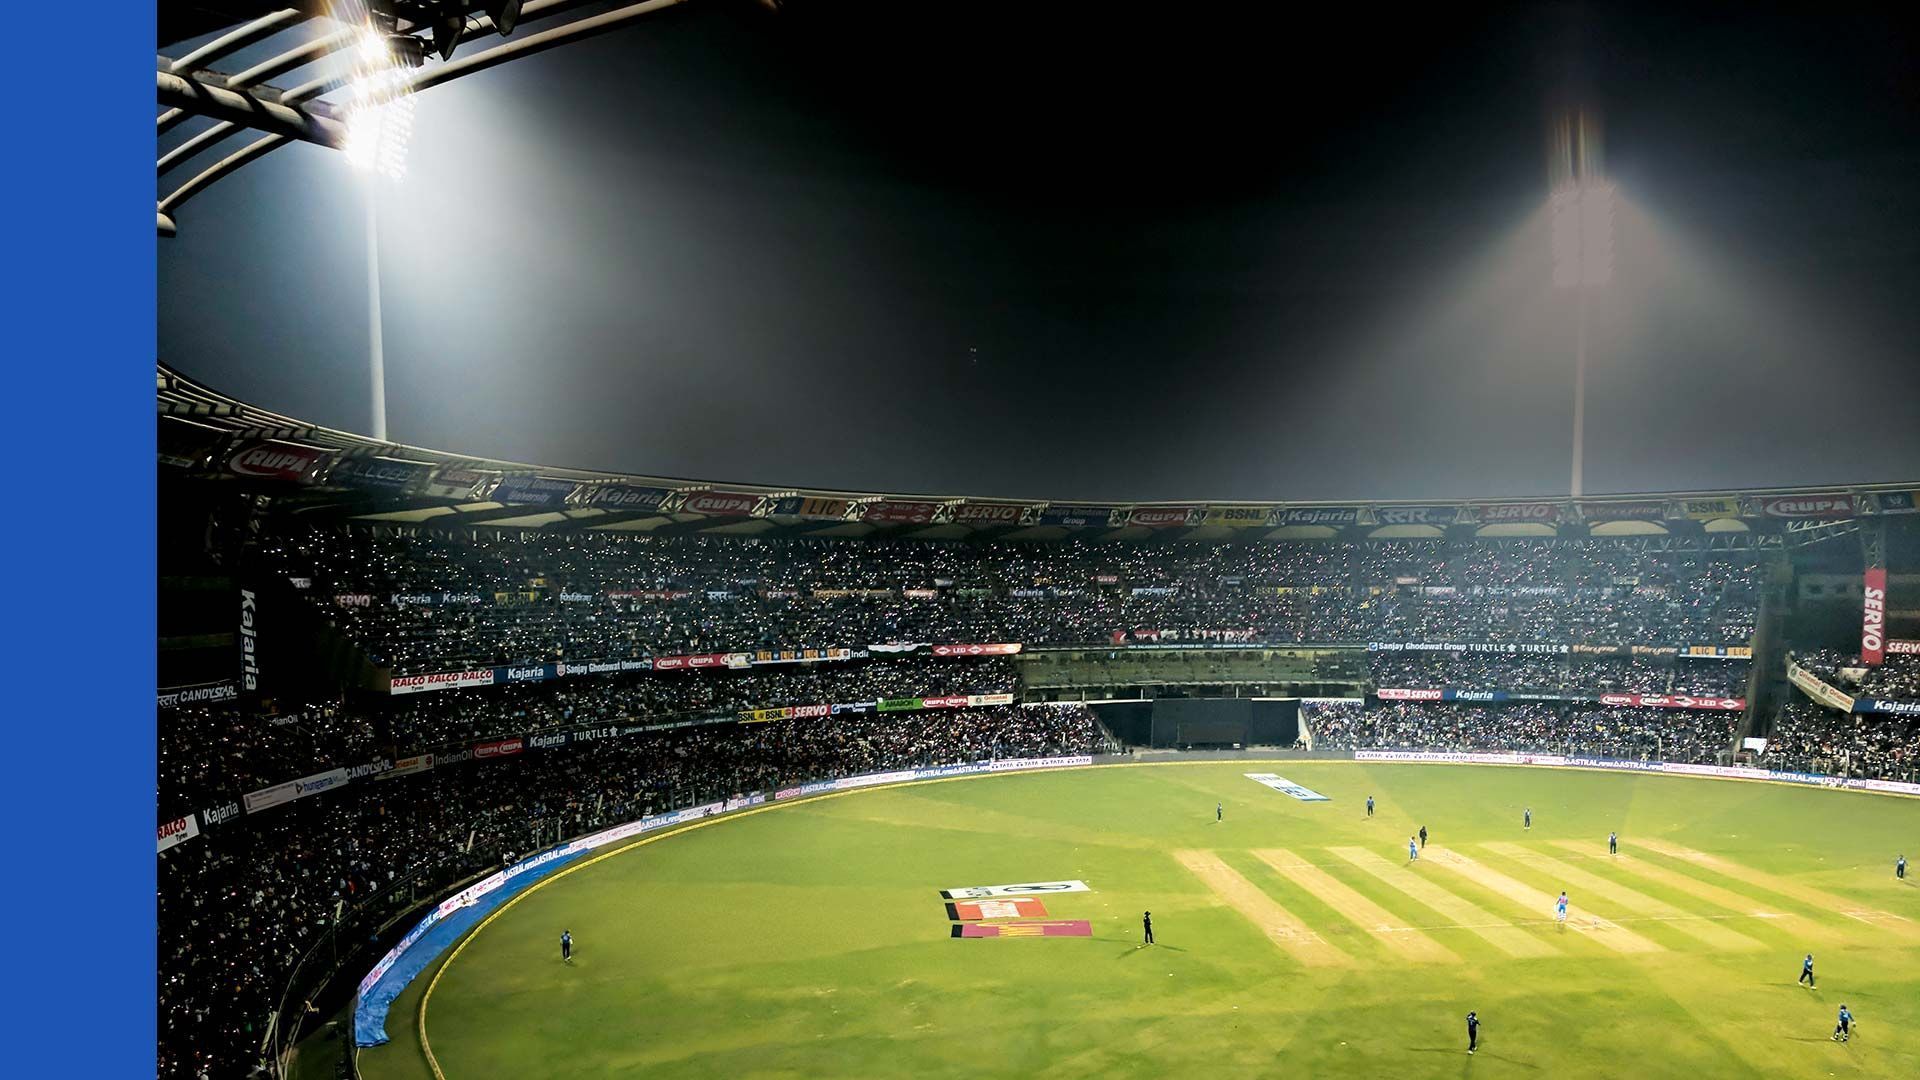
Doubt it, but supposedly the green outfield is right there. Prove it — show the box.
[356,763,1920,1079]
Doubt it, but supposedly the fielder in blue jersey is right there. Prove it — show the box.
[1555,891,1569,925]
[1800,953,1815,988]
[1832,1004,1853,1043]
[1408,837,1419,862]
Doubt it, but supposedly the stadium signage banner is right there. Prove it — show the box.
[500,664,555,684]
[1037,505,1119,528]
[749,647,855,665]
[327,456,432,493]
[1372,505,1458,526]
[967,693,1016,706]
[772,495,853,520]
[941,880,1091,899]
[1377,688,1444,701]
[489,474,580,507]
[1862,567,1887,665]
[420,466,496,500]
[1595,693,1744,711]
[239,588,259,692]
[1128,506,1202,528]
[1244,773,1330,801]
[1579,500,1668,523]
[1476,502,1562,524]
[556,659,653,676]
[678,490,767,517]
[1888,639,1920,655]
[1876,490,1917,513]
[921,695,970,709]
[157,813,200,853]
[1201,506,1272,528]
[947,897,1049,920]
[1276,506,1360,526]
[651,652,749,671]
[1351,750,1920,798]
[878,697,924,712]
[388,668,496,694]
[157,679,238,709]
[585,484,675,511]
[739,707,794,724]
[226,440,333,483]
[1366,641,1571,654]
[472,737,523,759]
[1756,493,1854,519]
[1683,646,1753,659]
[950,501,1032,525]
[1786,661,1857,712]
[932,642,1022,656]
[377,755,434,779]
[199,801,240,828]
[1679,497,1741,520]
[244,768,349,814]
[862,500,946,524]
[1853,698,1920,716]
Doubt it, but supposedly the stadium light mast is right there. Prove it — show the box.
[1549,109,1612,498]
[342,20,418,442]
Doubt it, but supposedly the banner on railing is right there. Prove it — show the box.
[1854,698,1920,717]
[1682,646,1753,659]
[1786,660,1858,712]
[157,680,238,709]
[1889,639,1920,655]
[932,643,1023,656]
[157,813,200,853]
[243,768,349,814]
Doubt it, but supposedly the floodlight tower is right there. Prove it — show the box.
[1549,109,1612,498]
[342,21,420,442]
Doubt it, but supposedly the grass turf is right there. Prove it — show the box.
[356,762,1920,1079]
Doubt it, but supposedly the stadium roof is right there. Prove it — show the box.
[159,363,1918,541]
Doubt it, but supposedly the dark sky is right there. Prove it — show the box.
[158,1,1920,502]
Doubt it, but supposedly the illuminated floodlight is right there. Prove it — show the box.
[342,29,418,182]
[1551,181,1613,288]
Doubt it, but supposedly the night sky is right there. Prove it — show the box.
[158,1,1920,502]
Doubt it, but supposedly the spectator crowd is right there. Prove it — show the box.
[1307,700,1737,763]
[257,528,1760,674]
[159,703,1099,1080]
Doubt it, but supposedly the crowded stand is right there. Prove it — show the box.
[158,703,1100,1079]
[1364,653,1750,697]
[1795,648,1920,701]
[1766,699,1917,781]
[259,528,1760,675]
[158,656,1019,807]
[1309,700,1737,763]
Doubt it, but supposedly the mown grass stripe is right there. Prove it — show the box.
[1326,846,1557,958]
[1482,842,1765,952]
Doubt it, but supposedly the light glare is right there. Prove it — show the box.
[1551,182,1613,288]
[343,29,416,182]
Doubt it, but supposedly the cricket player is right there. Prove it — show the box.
[1409,837,1420,862]
[1524,807,1532,830]
[1832,1004,1853,1042]
[1608,831,1618,855]
[1366,794,1375,818]
[1217,801,1223,822]
[1898,854,1907,880]
[1555,891,1569,925]
[1466,1011,1479,1055]
[1419,825,1428,849]
[1800,953,1815,988]
[561,929,573,964]
[1142,910,1154,945]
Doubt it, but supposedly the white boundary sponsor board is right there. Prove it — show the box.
[941,880,1090,899]
[1351,750,1920,797]
[1244,773,1331,801]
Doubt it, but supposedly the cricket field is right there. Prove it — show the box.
[355,761,1920,1079]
